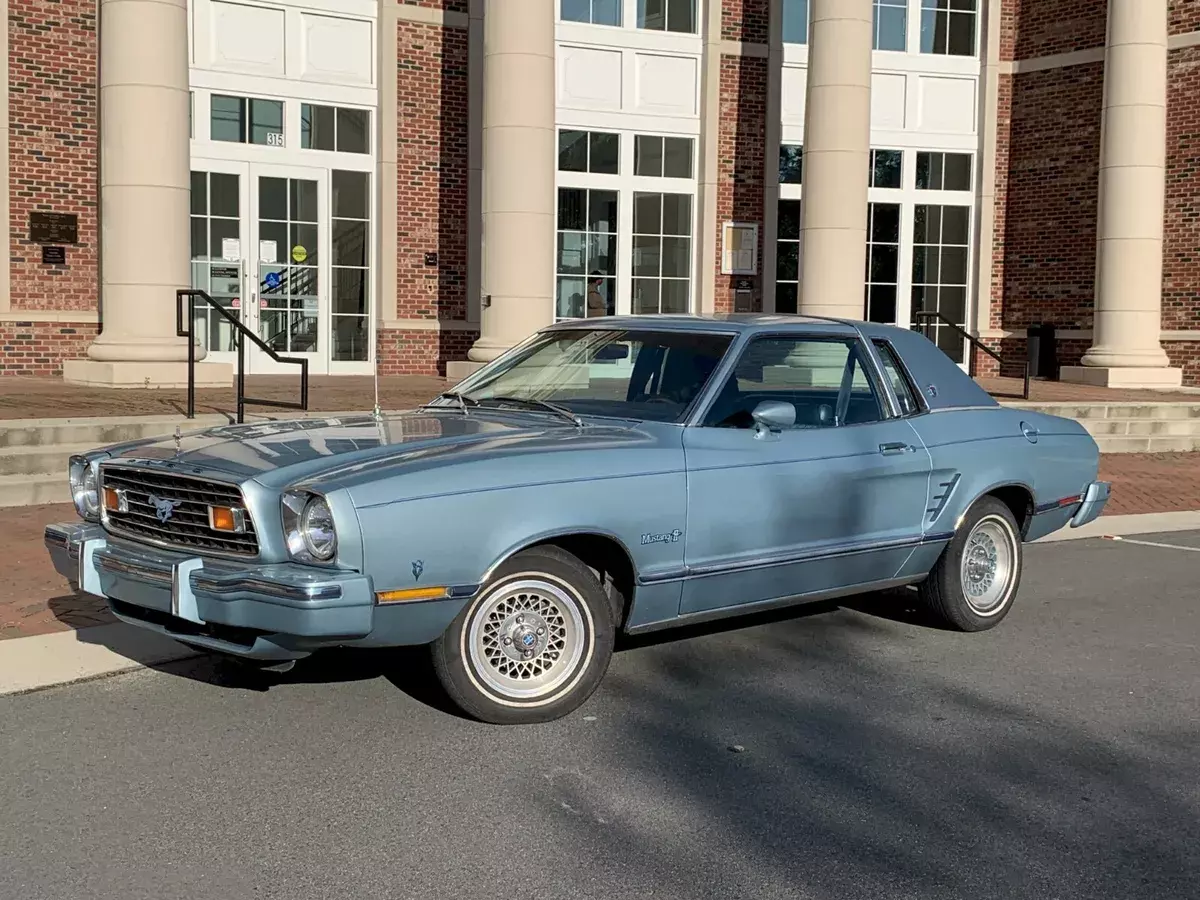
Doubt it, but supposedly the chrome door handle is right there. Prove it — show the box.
[879,441,913,455]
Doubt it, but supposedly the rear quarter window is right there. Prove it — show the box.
[873,339,923,416]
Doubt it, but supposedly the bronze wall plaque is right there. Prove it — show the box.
[29,212,78,244]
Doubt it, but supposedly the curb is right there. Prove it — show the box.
[2,510,1199,698]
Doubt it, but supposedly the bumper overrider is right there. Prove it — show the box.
[1070,480,1111,529]
[46,522,380,661]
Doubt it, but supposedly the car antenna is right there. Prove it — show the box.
[371,348,382,422]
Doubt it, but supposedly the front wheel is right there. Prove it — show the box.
[918,496,1023,632]
[431,546,615,724]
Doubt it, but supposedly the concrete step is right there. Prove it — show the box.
[1083,418,1200,437]
[1007,402,1200,421]
[0,474,71,508]
[0,443,99,477]
[1092,435,1200,454]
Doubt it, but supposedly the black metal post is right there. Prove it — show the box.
[239,329,247,424]
[187,293,196,419]
[1022,361,1031,401]
[300,359,309,411]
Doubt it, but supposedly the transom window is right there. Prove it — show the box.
[559,0,697,33]
[300,104,370,155]
[634,135,694,179]
[560,0,621,26]
[920,0,978,56]
[211,95,284,147]
[916,152,972,191]
[558,130,620,175]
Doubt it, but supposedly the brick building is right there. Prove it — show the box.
[1,0,1197,387]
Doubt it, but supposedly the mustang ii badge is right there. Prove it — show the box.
[641,529,683,546]
[147,495,182,524]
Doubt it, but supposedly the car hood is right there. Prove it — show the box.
[102,410,646,489]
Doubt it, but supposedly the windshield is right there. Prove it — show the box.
[448,328,735,423]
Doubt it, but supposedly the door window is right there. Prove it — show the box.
[258,176,320,353]
[702,337,884,429]
[189,171,242,352]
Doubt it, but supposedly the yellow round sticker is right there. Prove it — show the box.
[291,245,307,263]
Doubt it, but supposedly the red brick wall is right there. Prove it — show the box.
[714,55,766,314]
[0,323,97,375]
[1170,0,1200,35]
[996,64,1103,331]
[376,327,477,377]
[1007,0,1106,60]
[1166,340,1200,385]
[722,0,769,44]
[394,20,470,327]
[7,0,99,315]
[1163,46,1200,331]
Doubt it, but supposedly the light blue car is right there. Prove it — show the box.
[46,315,1110,723]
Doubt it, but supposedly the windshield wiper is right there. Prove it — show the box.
[480,395,583,428]
[421,391,480,414]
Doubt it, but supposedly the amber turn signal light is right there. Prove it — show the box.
[208,506,245,533]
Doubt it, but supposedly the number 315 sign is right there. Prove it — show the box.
[265,132,285,147]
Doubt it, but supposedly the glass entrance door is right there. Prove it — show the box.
[248,163,328,375]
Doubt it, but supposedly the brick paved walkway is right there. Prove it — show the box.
[0,373,1194,421]
[2,451,1196,642]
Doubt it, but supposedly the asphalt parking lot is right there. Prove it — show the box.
[2,533,1198,900]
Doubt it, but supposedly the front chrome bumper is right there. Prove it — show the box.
[45,522,376,661]
[1070,480,1111,529]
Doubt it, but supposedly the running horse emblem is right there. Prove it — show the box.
[147,495,183,524]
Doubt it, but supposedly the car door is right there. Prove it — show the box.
[679,333,933,615]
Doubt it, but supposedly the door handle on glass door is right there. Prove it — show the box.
[879,442,914,455]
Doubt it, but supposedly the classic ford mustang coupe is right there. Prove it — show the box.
[46,315,1110,723]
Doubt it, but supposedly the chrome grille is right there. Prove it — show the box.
[100,466,259,558]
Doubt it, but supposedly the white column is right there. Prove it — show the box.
[64,0,229,387]
[797,0,872,320]
[1065,0,1181,388]
[464,0,556,366]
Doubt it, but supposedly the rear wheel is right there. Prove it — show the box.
[918,496,1023,632]
[431,546,615,724]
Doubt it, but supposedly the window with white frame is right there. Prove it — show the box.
[632,192,692,314]
[780,144,803,185]
[556,128,698,319]
[637,0,695,33]
[776,199,802,314]
[915,151,972,191]
[300,104,370,154]
[211,95,285,147]
[560,0,696,33]
[782,0,808,44]
[783,0,915,51]
[560,0,621,26]
[874,0,908,51]
[775,146,976,361]
[920,0,978,56]
[911,204,971,362]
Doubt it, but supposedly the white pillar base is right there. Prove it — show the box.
[62,359,233,389]
[1059,365,1183,389]
[446,360,486,382]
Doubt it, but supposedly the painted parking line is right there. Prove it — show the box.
[1101,535,1200,553]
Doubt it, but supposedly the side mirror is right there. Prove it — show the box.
[751,400,796,436]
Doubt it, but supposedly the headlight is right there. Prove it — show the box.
[282,491,338,563]
[69,457,100,522]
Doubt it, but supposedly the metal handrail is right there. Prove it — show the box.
[912,310,1030,400]
[176,288,310,424]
